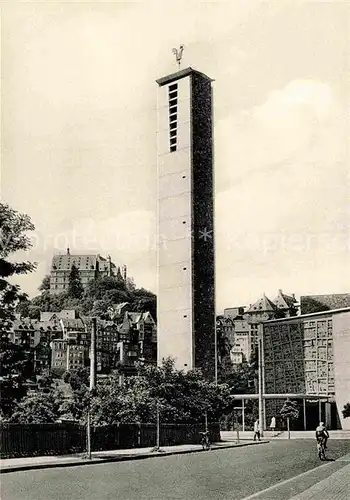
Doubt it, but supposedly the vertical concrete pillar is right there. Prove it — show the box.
[325,402,332,429]
[242,398,245,432]
[318,399,322,423]
[303,398,307,431]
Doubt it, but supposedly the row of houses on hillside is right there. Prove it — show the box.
[8,305,157,378]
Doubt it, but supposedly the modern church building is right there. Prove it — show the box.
[262,307,350,430]
[156,67,216,380]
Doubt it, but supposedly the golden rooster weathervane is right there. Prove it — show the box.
[172,45,184,70]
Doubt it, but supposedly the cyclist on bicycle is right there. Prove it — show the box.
[315,422,329,449]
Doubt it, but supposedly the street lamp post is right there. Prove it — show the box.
[86,317,97,460]
[214,320,218,386]
[258,324,264,438]
[150,399,164,453]
[232,408,240,443]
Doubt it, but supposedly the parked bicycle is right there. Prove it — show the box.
[200,431,211,451]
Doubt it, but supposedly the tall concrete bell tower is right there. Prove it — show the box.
[156,66,216,380]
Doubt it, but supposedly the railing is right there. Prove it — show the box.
[0,422,220,458]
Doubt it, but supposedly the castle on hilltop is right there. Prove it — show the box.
[49,248,127,294]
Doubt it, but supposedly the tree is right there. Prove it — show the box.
[31,290,68,312]
[63,367,89,390]
[16,297,31,318]
[38,274,51,292]
[90,358,231,426]
[9,389,64,424]
[130,292,157,321]
[125,277,136,292]
[342,402,350,419]
[61,368,91,422]
[216,324,234,382]
[68,264,83,299]
[0,339,35,416]
[0,203,36,332]
[84,276,128,300]
[0,203,36,416]
[28,306,41,319]
[22,263,157,321]
[280,399,299,439]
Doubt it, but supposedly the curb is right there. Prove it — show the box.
[0,440,268,474]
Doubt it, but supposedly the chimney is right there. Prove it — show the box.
[67,248,70,255]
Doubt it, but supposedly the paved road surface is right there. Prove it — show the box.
[2,440,350,500]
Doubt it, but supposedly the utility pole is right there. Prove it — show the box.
[86,317,97,459]
[234,410,240,444]
[156,401,160,449]
[214,319,218,386]
[151,400,164,453]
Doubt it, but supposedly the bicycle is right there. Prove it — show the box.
[200,431,211,451]
[317,437,326,461]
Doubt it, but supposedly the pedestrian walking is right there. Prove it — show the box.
[253,419,261,441]
[270,416,276,436]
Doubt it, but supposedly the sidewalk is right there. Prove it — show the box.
[290,458,350,500]
[221,430,350,441]
[242,452,350,500]
[0,439,267,474]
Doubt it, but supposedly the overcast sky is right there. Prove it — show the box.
[1,0,349,311]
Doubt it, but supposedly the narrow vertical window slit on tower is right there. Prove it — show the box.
[168,83,178,152]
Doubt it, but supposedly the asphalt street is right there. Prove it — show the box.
[2,440,350,500]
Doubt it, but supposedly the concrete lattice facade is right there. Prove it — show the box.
[156,67,215,379]
[263,308,350,430]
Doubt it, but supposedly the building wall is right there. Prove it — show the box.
[263,310,350,429]
[51,340,67,369]
[191,73,215,380]
[66,344,85,371]
[224,307,245,319]
[332,311,350,430]
[157,74,194,371]
[263,316,335,395]
[156,69,215,379]
[49,254,120,294]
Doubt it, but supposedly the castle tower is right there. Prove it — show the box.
[156,67,216,380]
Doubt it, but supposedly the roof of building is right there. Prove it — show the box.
[60,318,85,329]
[156,67,214,87]
[124,311,155,325]
[11,319,60,331]
[51,254,98,271]
[114,302,129,312]
[264,306,350,323]
[246,293,277,314]
[216,316,233,325]
[300,293,350,315]
[98,260,116,272]
[40,312,60,322]
[273,289,297,310]
[51,252,116,272]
